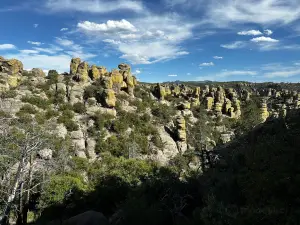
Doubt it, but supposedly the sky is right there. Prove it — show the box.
[1,0,300,83]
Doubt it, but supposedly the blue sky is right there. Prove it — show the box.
[1,0,300,83]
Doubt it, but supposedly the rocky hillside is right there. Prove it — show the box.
[1,56,300,224]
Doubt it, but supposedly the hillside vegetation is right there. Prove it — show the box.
[0,56,300,225]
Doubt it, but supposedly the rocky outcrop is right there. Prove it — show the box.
[0,58,23,75]
[70,58,81,76]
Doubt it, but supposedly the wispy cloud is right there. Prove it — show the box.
[28,41,43,46]
[238,30,262,36]
[264,29,273,35]
[250,36,279,43]
[55,37,74,46]
[168,74,177,77]
[221,41,246,49]
[44,0,144,13]
[0,44,16,50]
[200,62,214,66]
[216,70,257,77]
[20,49,40,54]
[135,69,141,74]
[33,24,39,28]
[60,28,68,31]
[213,56,223,59]
[262,61,300,78]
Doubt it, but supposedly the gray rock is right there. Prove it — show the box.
[71,130,84,139]
[38,148,53,160]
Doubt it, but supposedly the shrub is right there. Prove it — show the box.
[59,103,73,111]
[95,135,129,157]
[35,112,47,124]
[48,70,59,84]
[151,104,176,123]
[92,112,114,131]
[18,104,37,114]
[73,102,86,114]
[45,109,59,119]
[0,90,17,99]
[57,110,78,131]
[21,95,51,110]
[17,113,33,124]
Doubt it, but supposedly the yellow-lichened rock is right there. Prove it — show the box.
[191,98,200,107]
[102,77,113,89]
[31,68,45,77]
[7,75,20,87]
[133,76,138,86]
[176,116,187,142]
[126,74,135,88]
[260,102,269,122]
[214,102,223,113]
[91,65,100,80]
[111,69,123,84]
[0,59,23,75]
[206,97,214,110]
[70,58,81,75]
[77,62,89,82]
[104,89,116,108]
[194,87,201,97]
[172,86,181,96]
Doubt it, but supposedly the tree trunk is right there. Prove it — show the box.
[0,157,25,225]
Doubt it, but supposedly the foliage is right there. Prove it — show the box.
[47,70,59,84]
[21,95,51,110]
[18,104,37,115]
[57,109,79,131]
[0,90,17,99]
[151,104,176,123]
[72,102,86,114]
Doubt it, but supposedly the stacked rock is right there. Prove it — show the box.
[259,98,269,122]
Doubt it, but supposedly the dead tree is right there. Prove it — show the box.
[0,119,49,225]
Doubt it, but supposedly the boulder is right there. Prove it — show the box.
[0,58,23,75]
[31,68,45,77]
[103,89,116,108]
[38,148,53,160]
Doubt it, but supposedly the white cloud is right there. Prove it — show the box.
[27,41,43,46]
[168,74,177,77]
[60,28,69,31]
[237,30,262,36]
[103,39,121,45]
[216,70,257,78]
[187,73,191,75]
[221,41,246,49]
[77,14,193,64]
[0,44,16,50]
[200,62,214,66]
[77,20,137,32]
[33,24,39,28]
[3,52,71,73]
[55,37,74,46]
[213,56,223,59]
[264,69,300,78]
[19,50,39,54]
[250,36,279,43]
[205,0,300,27]
[45,0,144,13]
[264,29,273,35]
[135,69,141,74]
[33,46,63,54]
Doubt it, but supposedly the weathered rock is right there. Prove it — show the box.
[175,116,187,142]
[0,58,23,75]
[205,97,214,110]
[31,68,45,77]
[103,89,116,108]
[86,106,117,117]
[38,148,53,160]
[70,58,81,76]
[90,65,100,80]
[76,62,89,82]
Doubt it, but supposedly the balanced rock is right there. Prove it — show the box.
[70,58,81,75]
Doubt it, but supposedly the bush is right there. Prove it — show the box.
[92,112,114,131]
[57,110,78,131]
[35,112,47,124]
[0,90,17,99]
[73,102,86,114]
[151,104,176,123]
[17,113,33,124]
[59,103,73,111]
[21,95,51,110]
[47,70,59,84]
[18,104,37,114]
[45,109,59,119]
